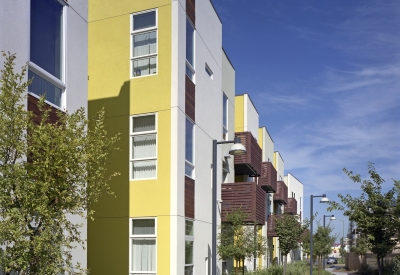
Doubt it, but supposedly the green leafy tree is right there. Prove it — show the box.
[354,235,369,263]
[0,52,119,274]
[338,242,346,263]
[275,214,310,275]
[217,208,267,275]
[313,224,336,275]
[328,163,399,275]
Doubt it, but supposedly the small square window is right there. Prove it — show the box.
[205,63,213,79]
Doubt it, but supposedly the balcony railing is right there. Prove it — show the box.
[284,198,297,214]
[273,181,288,205]
[259,162,277,193]
[221,182,265,225]
[234,132,262,176]
[267,214,282,237]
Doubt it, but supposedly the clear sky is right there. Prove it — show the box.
[212,0,400,241]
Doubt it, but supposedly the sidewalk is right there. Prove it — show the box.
[326,265,354,275]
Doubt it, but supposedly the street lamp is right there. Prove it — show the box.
[310,194,329,275]
[323,215,335,269]
[212,136,246,275]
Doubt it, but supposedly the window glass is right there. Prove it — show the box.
[185,241,194,265]
[133,11,156,31]
[185,118,194,163]
[132,159,156,179]
[132,219,155,235]
[133,57,157,77]
[132,134,156,159]
[185,266,194,275]
[132,115,155,132]
[223,94,228,128]
[185,220,194,236]
[28,70,62,107]
[30,0,63,79]
[186,18,195,67]
[133,31,157,57]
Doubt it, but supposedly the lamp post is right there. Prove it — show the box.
[212,136,246,275]
[310,194,329,275]
[323,215,335,269]
[336,218,345,263]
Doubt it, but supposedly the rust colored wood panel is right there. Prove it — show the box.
[259,162,277,193]
[267,214,282,237]
[186,0,195,25]
[28,94,59,125]
[273,180,288,205]
[185,75,195,121]
[234,132,262,176]
[284,197,297,214]
[221,182,265,225]
[185,176,195,219]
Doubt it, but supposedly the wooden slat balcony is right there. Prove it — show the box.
[273,181,288,205]
[259,162,277,193]
[284,198,297,214]
[234,132,262,176]
[221,182,265,225]
[267,214,282,237]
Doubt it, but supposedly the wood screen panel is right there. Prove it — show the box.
[185,176,195,219]
[259,162,277,193]
[185,75,195,122]
[234,132,262,176]
[273,181,288,205]
[284,198,297,214]
[186,0,195,25]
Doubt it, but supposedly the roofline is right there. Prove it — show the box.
[235,93,259,115]
[259,126,274,143]
[285,173,304,185]
[209,0,222,24]
[274,151,284,162]
[222,48,235,70]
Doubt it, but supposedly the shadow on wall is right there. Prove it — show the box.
[346,252,400,271]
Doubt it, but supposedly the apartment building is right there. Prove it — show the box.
[0,0,88,271]
[88,0,236,274]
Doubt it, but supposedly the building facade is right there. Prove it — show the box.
[0,0,88,271]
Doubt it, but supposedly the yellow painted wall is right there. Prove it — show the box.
[235,95,244,132]
[258,128,263,149]
[88,0,172,274]
[273,237,277,265]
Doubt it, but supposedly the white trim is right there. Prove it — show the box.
[130,9,158,79]
[129,113,158,181]
[129,217,157,275]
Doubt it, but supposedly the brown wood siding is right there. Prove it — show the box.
[221,182,265,225]
[185,176,195,219]
[186,0,195,25]
[259,162,277,193]
[273,181,288,205]
[185,75,195,121]
[234,132,262,176]
[267,214,282,237]
[28,94,59,125]
[284,198,297,214]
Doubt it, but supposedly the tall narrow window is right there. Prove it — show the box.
[186,17,195,81]
[29,0,65,107]
[131,10,157,77]
[130,219,157,275]
[223,93,228,140]
[185,220,194,274]
[130,114,157,179]
[185,118,194,178]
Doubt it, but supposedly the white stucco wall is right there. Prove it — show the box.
[274,151,285,181]
[243,94,259,140]
[259,127,274,162]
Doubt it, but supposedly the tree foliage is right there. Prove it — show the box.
[0,52,119,274]
[328,163,399,275]
[313,224,336,275]
[217,208,267,275]
[354,234,369,262]
[275,214,310,275]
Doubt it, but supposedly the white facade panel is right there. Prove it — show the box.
[259,127,274,162]
[244,94,259,140]
[274,151,285,181]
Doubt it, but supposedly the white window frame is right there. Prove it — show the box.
[185,219,194,274]
[129,217,157,275]
[130,9,158,78]
[185,117,195,179]
[185,16,195,82]
[222,93,228,140]
[129,113,158,180]
[28,0,67,110]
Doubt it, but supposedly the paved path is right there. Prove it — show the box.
[325,265,352,275]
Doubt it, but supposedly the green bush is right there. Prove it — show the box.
[244,261,332,275]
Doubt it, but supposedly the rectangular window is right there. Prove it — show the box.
[223,93,228,140]
[185,118,194,178]
[186,17,195,81]
[29,0,65,108]
[205,63,213,79]
[185,220,194,274]
[130,114,157,179]
[130,218,156,275]
[131,10,157,77]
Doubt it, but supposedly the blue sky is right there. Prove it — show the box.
[213,0,400,241]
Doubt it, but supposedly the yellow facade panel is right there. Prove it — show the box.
[235,95,244,132]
